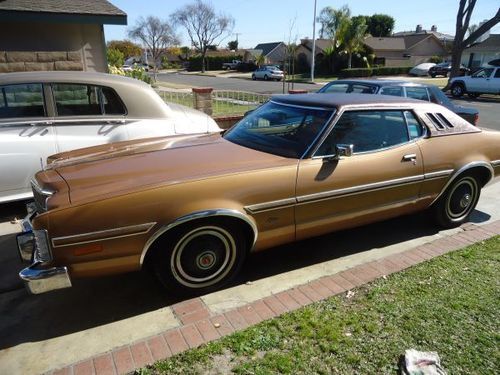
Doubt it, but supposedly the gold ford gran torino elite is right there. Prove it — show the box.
[17,94,500,295]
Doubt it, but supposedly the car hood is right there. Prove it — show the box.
[50,133,293,205]
[168,102,221,133]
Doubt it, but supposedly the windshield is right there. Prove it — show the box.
[223,101,334,158]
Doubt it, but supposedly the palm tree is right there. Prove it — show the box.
[342,17,368,69]
[317,5,351,48]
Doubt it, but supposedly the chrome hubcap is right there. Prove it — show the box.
[460,194,471,209]
[196,251,216,270]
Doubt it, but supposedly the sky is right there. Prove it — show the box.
[104,0,500,48]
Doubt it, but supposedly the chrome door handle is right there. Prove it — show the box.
[402,154,417,162]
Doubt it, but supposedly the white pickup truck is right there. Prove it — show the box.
[222,60,241,70]
[449,64,500,98]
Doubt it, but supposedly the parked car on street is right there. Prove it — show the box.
[0,71,221,204]
[449,63,500,98]
[17,94,500,295]
[318,79,479,125]
[428,62,469,78]
[252,66,284,81]
[409,63,435,76]
[222,60,241,70]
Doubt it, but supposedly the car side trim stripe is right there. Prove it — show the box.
[423,169,454,180]
[245,169,457,214]
[51,222,157,248]
[296,174,424,204]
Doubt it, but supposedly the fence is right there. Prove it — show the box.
[157,89,271,117]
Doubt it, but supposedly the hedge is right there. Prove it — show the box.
[187,55,243,71]
[339,66,411,78]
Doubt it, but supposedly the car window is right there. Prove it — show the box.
[380,86,404,97]
[323,83,349,93]
[405,87,430,101]
[350,84,377,94]
[101,87,126,115]
[494,69,500,78]
[52,84,126,116]
[224,101,334,158]
[315,110,410,155]
[0,84,45,118]
[472,68,493,78]
[404,111,424,139]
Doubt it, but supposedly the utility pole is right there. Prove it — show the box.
[311,0,317,82]
[233,32,242,49]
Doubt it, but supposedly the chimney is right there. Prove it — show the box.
[431,25,437,32]
[416,24,423,33]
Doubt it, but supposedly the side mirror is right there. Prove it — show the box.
[335,144,354,158]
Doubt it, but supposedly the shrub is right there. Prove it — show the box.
[429,55,444,64]
[187,55,244,71]
[339,66,411,78]
[108,64,151,84]
[107,48,124,67]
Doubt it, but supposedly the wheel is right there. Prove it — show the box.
[432,174,481,228]
[264,74,269,81]
[468,93,480,99]
[152,219,247,295]
[252,74,256,80]
[430,73,436,78]
[450,83,465,97]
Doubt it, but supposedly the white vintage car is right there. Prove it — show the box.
[0,71,221,203]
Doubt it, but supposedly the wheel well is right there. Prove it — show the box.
[461,166,492,187]
[142,215,256,268]
[451,80,465,87]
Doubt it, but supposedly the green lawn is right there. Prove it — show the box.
[140,236,499,374]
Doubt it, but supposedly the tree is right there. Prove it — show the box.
[366,14,395,37]
[180,46,191,60]
[317,5,351,45]
[128,16,180,80]
[227,40,238,51]
[107,40,142,59]
[172,0,234,72]
[448,1,500,81]
[255,54,265,67]
[342,16,368,68]
[106,48,124,67]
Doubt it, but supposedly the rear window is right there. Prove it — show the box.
[322,83,349,93]
[52,84,126,116]
[0,84,45,118]
[405,87,430,101]
[380,86,403,97]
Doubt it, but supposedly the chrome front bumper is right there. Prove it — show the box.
[17,203,72,294]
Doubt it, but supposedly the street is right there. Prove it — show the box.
[156,72,500,130]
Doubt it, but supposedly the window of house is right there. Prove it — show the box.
[52,84,126,116]
[315,110,410,155]
[0,84,45,118]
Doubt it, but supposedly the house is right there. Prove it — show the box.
[460,34,500,68]
[0,0,127,73]
[364,33,448,67]
[296,39,335,68]
[244,42,287,65]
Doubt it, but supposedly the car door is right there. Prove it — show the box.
[51,83,129,153]
[0,83,57,201]
[492,68,500,94]
[295,109,425,240]
[467,68,494,93]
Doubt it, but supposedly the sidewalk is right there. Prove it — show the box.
[48,220,500,375]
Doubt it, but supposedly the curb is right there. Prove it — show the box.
[49,221,500,375]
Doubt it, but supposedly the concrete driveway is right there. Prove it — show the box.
[0,180,499,374]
